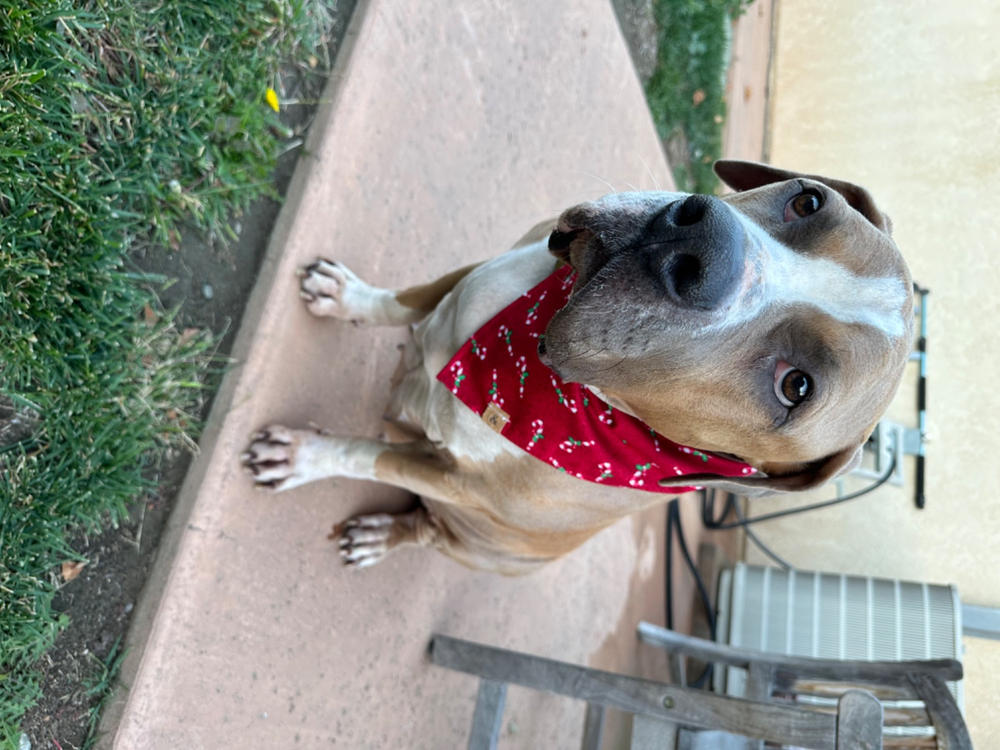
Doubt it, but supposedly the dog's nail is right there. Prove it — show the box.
[307,421,331,436]
[299,290,315,302]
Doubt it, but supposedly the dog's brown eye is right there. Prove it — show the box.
[774,362,812,408]
[784,190,823,221]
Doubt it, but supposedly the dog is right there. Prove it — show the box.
[241,161,914,574]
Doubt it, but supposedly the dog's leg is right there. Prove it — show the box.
[297,259,479,325]
[330,506,446,569]
[242,424,454,493]
[243,425,463,567]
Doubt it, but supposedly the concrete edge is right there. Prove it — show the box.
[94,2,373,744]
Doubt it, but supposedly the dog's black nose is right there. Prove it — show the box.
[646,194,744,310]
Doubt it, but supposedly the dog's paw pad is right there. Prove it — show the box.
[297,258,382,322]
[241,424,308,491]
[333,513,395,569]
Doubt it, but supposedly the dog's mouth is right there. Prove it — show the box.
[547,221,594,271]
[536,336,565,379]
[547,223,585,257]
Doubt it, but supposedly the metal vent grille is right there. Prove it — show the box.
[715,563,963,710]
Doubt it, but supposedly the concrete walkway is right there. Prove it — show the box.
[100,1,771,747]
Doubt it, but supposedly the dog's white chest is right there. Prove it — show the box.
[392,242,558,463]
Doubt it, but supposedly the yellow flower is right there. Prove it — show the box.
[265,87,280,112]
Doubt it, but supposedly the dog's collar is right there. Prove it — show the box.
[436,264,755,493]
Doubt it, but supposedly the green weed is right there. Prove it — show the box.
[646,0,754,193]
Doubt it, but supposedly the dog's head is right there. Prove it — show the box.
[542,160,914,494]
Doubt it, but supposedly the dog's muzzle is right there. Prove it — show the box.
[643,194,745,310]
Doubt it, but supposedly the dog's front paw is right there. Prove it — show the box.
[241,424,325,491]
[297,258,387,323]
[331,513,395,569]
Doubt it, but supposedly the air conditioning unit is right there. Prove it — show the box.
[715,563,964,714]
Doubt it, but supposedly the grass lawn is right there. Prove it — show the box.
[646,0,755,193]
[0,1,339,745]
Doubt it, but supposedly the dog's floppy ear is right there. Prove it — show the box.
[671,443,864,498]
[713,160,800,192]
[713,159,893,235]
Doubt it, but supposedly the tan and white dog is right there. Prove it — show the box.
[242,161,914,574]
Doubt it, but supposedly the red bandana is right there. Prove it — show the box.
[437,265,755,493]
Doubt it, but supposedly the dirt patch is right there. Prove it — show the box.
[17,4,357,747]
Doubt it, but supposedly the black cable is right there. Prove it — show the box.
[665,499,675,630]
[702,488,736,528]
[705,450,897,531]
[664,498,715,689]
[672,501,715,638]
[732,498,793,570]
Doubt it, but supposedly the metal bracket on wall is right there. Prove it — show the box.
[853,419,920,488]
[962,604,1000,641]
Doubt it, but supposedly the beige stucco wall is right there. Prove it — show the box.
[745,1,1000,743]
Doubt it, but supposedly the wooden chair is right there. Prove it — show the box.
[430,623,970,750]
[636,621,971,750]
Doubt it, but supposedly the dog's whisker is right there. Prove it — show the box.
[638,153,661,191]
[574,169,617,194]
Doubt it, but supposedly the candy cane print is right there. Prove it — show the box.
[516,355,528,398]
[679,445,709,462]
[551,376,578,413]
[548,456,582,478]
[559,436,596,454]
[525,291,546,326]
[488,368,504,406]
[497,325,514,357]
[447,361,465,394]
[595,462,613,482]
[629,462,653,487]
[526,419,544,451]
[469,337,487,361]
